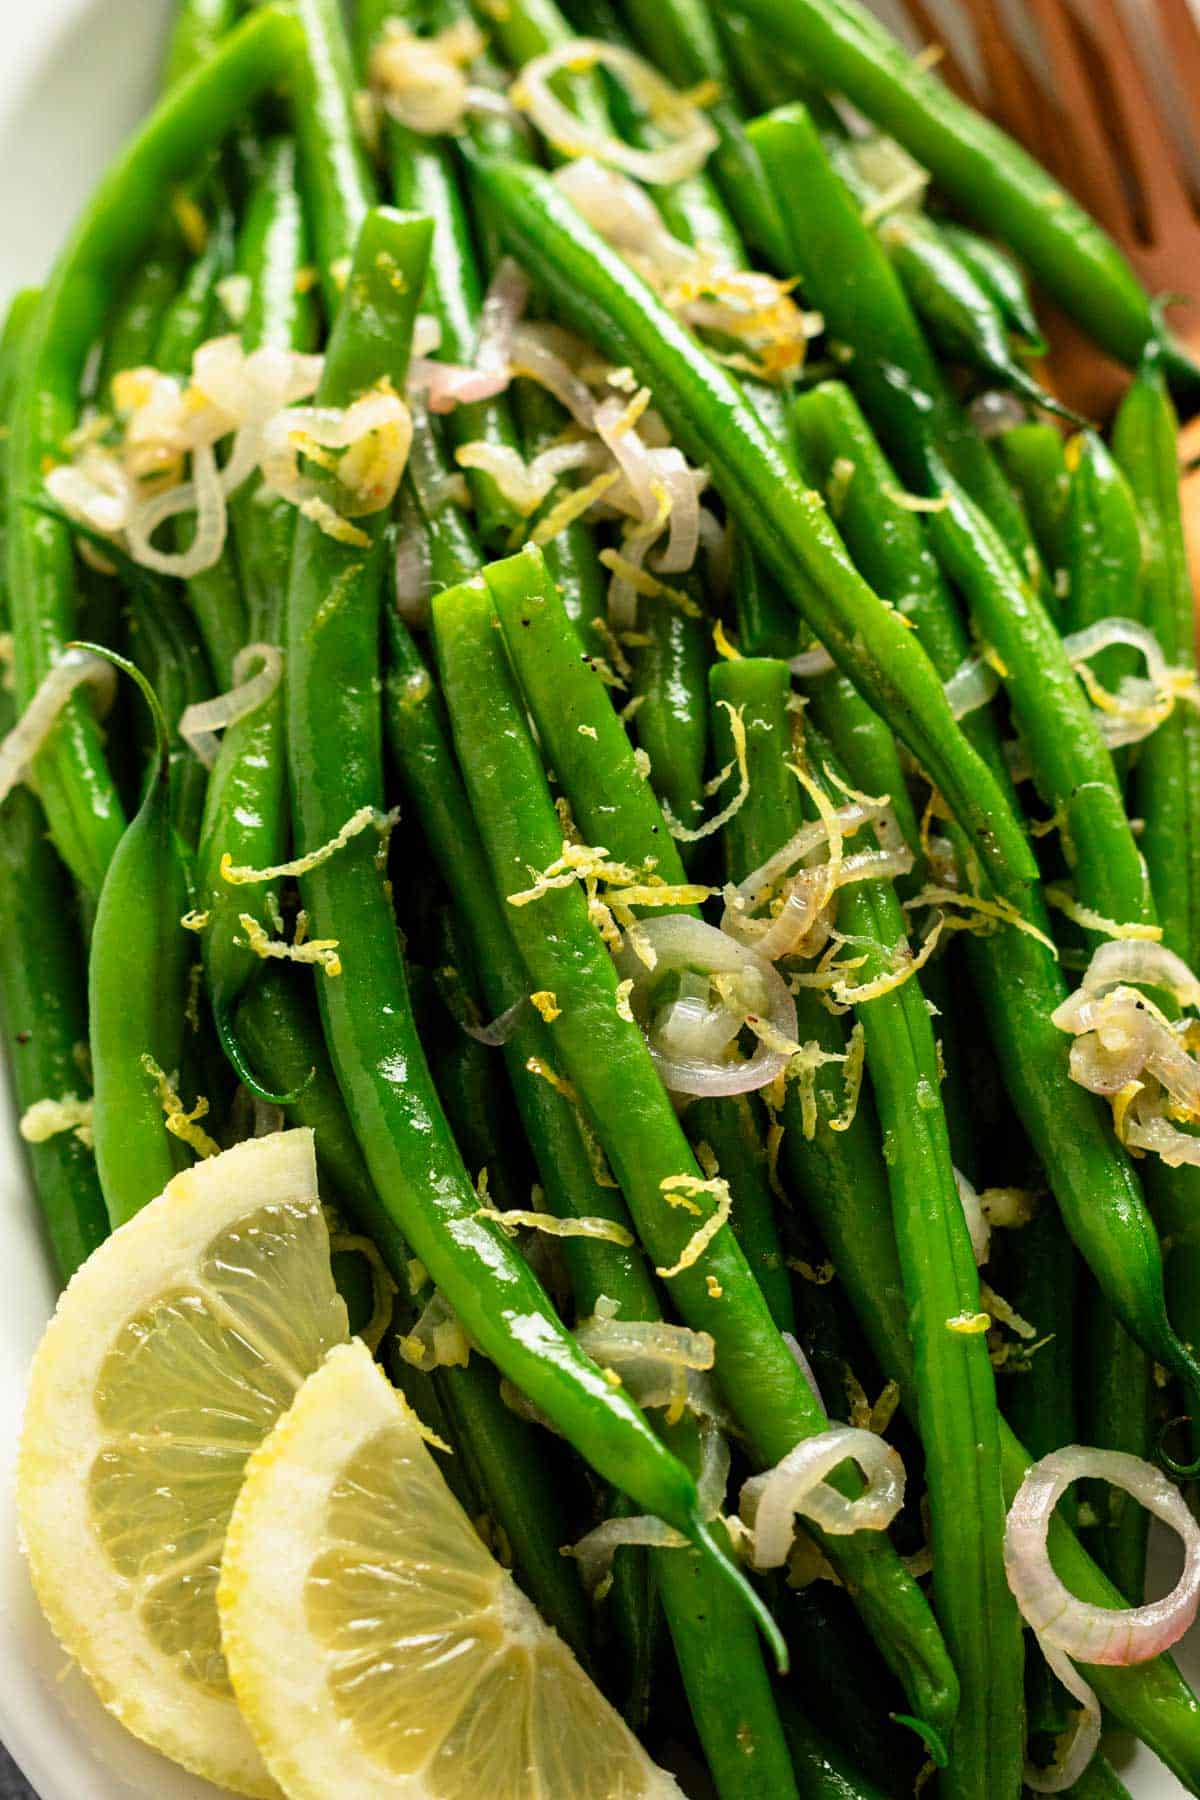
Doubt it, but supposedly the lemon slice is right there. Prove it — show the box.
[219,1338,683,1799]
[17,1128,348,1797]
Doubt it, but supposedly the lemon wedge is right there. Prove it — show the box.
[218,1337,683,1799]
[17,1128,347,1797]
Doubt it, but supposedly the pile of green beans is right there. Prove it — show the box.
[6,0,1200,1791]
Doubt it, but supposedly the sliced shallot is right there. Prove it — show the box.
[614,915,798,1097]
[0,648,115,806]
[461,993,529,1047]
[406,357,512,415]
[782,1331,826,1414]
[476,257,530,378]
[954,1168,991,1267]
[126,439,227,578]
[179,643,283,769]
[740,1425,906,1568]
[1004,1446,1200,1665]
[510,40,718,186]
[508,323,597,429]
[789,644,835,678]
[394,530,432,627]
[944,653,1000,721]
[1025,1642,1101,1794]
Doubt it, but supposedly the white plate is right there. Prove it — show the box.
[0,2,1197,1796]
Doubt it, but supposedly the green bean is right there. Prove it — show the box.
[439,546,958,1740]
[491,560,693,887]
[493,582,781,1343]
[95,233,188,399]
[989,1196,1080,1771]
[383,626,718,1733]
[469,153,1039,921]
[708,654,797,879]
[816,138,1051,416]
[1069,1757,1134,1800]
[470,0,609,126]
[805,667,923,881]
[778,1586,925,1793]
[928,390,1165,1605]
[1058,429,1143,707]
[236,968,412,1278]
[383,612,652,1311]
[85,652,191,1228]
[873,210,1068,421]
[788,382,972,689]
[994,423,1071,591]
[197,139,310,1099]
[723,0,1199,393]
[996,1203,1078,1474]
[437,0,618,637]
[420,938,531,1217]
[630,602,711,853]
[1080,1292,1151,1605]
[162,0,239,89]
[915,948,978,1179]
[0,776,108,1279]
[918,464,1200,1463]
[705,656,905,1400]
[291,0,376,310]
[288,216,750,1622]
[473,0,737,826]
[923,469,1153,939]
[602,1493,662,1735]
[843,1168,1200,1783]
[422,950,798,1792]
[732,528,799,659]
[708,648,913,1353]
[798,397,1165,1634]
[237,142,318,361]
[937,224,1044,354]
[776,1692,896,1800]
[719,648,928,1389]
[153,199,233,375]
[712,8,805,114]
[7,7,303,899]
[1113,350,1200,971]
[0,290,42,612]
[643,1508,801,1800]
[507,0,720,838]
[476,0,795,463]
[505,1064,799,1795]
[1110,359,1200,1430]
[748,103,1038,570]
[126,584,213,848]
